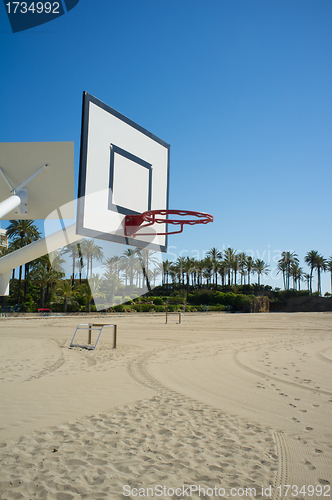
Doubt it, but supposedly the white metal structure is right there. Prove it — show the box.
[0,142,74,220]
[70,323,117,350]
[0,222,81,295]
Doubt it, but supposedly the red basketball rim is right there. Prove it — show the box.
[124,209,214,237]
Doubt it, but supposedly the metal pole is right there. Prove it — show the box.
[0,222,81,276]
[113,324,117,348]
[0,223,82,296]
[0,195,21,219]
[88,325,92,345]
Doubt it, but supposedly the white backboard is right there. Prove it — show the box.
[77,93,170,252]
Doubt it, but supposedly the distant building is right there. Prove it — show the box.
[0,228,8,248]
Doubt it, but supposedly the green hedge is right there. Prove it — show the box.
[132,304,155,312]
[188,290,253,312]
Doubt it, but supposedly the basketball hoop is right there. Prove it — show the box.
[124,209,214,237]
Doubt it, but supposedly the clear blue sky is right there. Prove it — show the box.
[1,0,331,292]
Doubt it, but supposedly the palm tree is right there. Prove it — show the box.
[303,273,311,292]
[135,249,151,293]
[183,256,195,295]
[6,220,40,304]
[277,260,287,290]
[80,239,104,279]
[206,248,222,286]
[253,259,270,286]
[290,262,303,290]
[245,256,255,286]
[30,256,64,308]
[103,256,121,279]
[103,271,123,305]
[61,242,82,287]
[327,256,332,295]
[29,264,51,308]
[121,249,139,294]
[237,252,247,285]
[55,281,76,312]
[315,254,327,296]
[217,259,227,287]
[202,256,213,286]
[151,267,161,287]
[278,251,299,290]
[162,259,172,287]
[304,250,319,294]
[80,274,105,312]
[223,248,237,285]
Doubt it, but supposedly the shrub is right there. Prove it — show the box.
[133,304,155,312]
[153,297,164,305]
[114,304,124,312]
[166,304,178,312]
[65,302,80,312]
[209,305,226,311]
[141,304,155,312]
[205,291,253,312]
[188,290,214,305]
[188,306,197,312]
[168,296,186,305]
[154,305,165,312]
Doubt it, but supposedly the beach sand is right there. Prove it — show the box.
[0,312,331,499]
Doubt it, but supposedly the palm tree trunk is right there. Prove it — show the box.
[142,265,151,293]
[23,262,29,304]
[72,254,75,288]
[18,265,23,305]
[40,286,45,308]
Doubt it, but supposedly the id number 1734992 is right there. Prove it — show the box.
[277,485,330,497]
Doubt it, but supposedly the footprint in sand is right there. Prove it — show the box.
[301,459,316,470]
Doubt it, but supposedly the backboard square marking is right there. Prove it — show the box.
[108,144,152,216]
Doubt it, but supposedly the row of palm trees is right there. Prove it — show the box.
[162,248,270,290]
[277,250,332,294]
[162,248,332,295]
[1,221,332,310]
[1,220,164,307]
